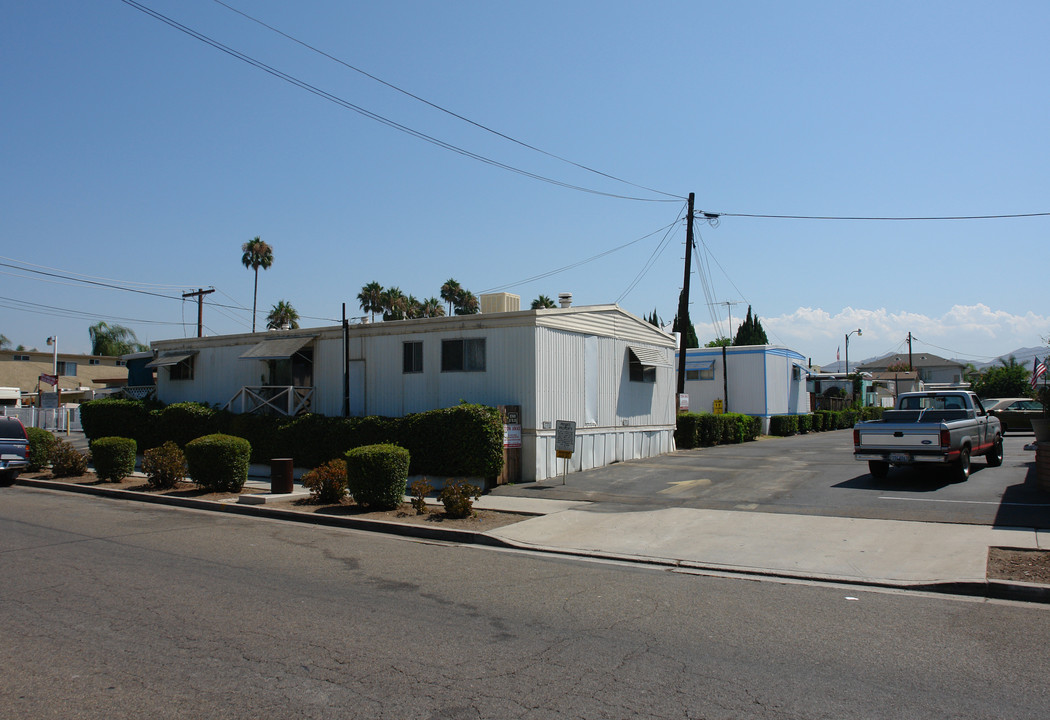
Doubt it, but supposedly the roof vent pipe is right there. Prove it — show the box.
[558,292,573,308]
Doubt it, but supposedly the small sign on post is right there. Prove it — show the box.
[554,420,576,485]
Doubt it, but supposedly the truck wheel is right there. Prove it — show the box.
[999,420,1008,435]
[952,447,971,482]
[868,461,889,479]
[986,437,1004,467]
[0,471,15,487]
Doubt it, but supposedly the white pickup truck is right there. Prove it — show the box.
[853,390,1003,481]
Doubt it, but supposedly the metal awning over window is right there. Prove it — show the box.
[239,335,315,360]
[685,359,715,371]
[146,351,197,368]
[628,345,671,367]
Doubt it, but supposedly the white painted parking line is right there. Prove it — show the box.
[880,496,1050,507]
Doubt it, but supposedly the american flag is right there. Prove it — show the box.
[1032,357,1047,389]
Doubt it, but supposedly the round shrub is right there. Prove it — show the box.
[142,441,188,490]
[50,439,88,477]
[345,443,409,510]
[90,436,137,482]
[26,427,56,471]
[156,402,217,448]
[438,478,481,519]
[301,459,347,504]
[185,434,252,493]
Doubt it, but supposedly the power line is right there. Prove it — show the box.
[120,0,679,203]
[0,295,191,327]
[211,0,682,202]
[717,211,1050,221]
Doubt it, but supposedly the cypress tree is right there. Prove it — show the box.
[732,306,768,346]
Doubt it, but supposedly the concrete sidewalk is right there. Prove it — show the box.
[484,502,1049,590]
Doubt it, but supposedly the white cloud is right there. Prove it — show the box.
[691,304,1049,365]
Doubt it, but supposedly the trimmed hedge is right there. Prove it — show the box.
[90,436,137,482]
[769,415,799,437]
[79,399,505,481]
[185,434,251,492]
[675,412,760,449]
[26,427,56,471]
[345,443,409,510]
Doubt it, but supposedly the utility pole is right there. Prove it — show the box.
[182,288,215,338]
[675,193,695,401]
[907,332,913,371]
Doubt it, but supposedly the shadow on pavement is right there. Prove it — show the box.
[994,463,1050,530]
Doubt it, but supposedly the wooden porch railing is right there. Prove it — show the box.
[223,386,313,416]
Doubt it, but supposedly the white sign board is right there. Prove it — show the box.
[41,392,59,409]
[555,420,576,458]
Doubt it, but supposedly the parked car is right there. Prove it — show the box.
[0,416,30,485]
[854,390,1002,481]
[982,397,1043,434]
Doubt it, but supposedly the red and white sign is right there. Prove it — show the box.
[39,373,58,387]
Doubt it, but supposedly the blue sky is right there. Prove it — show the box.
[2,0,1047,365]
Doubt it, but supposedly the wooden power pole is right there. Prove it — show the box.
[675,192,695,400]
[182,288,215,337]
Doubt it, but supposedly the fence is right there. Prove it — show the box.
[0,405,82,433]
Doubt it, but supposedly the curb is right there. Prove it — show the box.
[12,477,1050,605]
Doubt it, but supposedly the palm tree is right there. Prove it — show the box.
[531,295,556,309]
[357,281,384,322]
[420,297,445,318]
[440,278,462,316]
[454,290,480,315]
[266,300,300,330]
[405,295,423,319]
[0,334,10,350]
[88,321,147,356]
[381,287,407,321]
[241,237,274,332]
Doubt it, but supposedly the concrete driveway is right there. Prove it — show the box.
[493,429,1050,528]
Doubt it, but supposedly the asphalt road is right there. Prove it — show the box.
[3,488,1049,719]
[494,429,1050,528]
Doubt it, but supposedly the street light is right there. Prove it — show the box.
[844,329,862,394]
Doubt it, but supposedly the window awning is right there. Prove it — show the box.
[685,359,715,371]
[239,335,315,360]
[145,351,197,368]
[628,345,671,367]
[792,362,814,375]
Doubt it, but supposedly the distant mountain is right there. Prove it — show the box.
[974,346,1047,370]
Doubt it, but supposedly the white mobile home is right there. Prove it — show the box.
[149,304,677,482]
[679,345,811,433]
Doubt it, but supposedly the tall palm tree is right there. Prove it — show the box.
[0,334,10,350]
[266,300,300,330]
[440,278,462,316]
[531,295,556,309]
[241,237,274,332]
[381,287,407,321]
[88,321,147,356]
[357,281,384,322]
[420,297,445,318]
[405,295,424,319]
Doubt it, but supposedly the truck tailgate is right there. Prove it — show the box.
[856,428,940,449]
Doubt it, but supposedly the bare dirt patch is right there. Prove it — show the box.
[22,471,528,532]
[988,548,1050,585]
[262,496,528,532]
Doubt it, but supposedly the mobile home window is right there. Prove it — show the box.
[441,338,485,372]
[169,356,194,381]
[403,341,423,373]
[628,356,656,383]
[57,361,77,376]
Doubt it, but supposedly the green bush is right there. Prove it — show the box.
[80,398,152,444]
[142,441,188,489]
[185,434,252,493]
[797,414,812,434]
[345,444,409,510]
[155,402,216,448]
[769,415,799,436]
[51,439,88,477]
[810,413,823,432]
[438,478,481,519]
[90,436,137,482]
[301,458,348,504]
[26,427,56,471]
[409,479,433,515]
[676,412,760,447]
